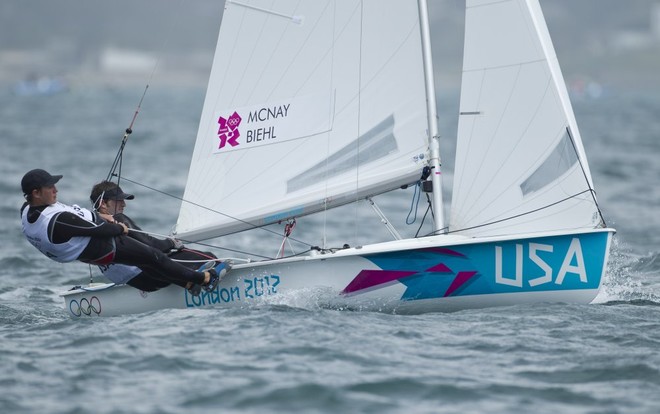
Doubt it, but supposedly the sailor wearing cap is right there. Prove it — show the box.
[20,169,99,262]
[19,169,222,295]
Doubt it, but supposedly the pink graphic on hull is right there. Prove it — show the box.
[443,271,478,297]
[341,248,479,298]
[218,111,242,149]
[425,247,466,257]
[342,270,417,294]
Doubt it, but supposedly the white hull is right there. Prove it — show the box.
[61,228,614,317]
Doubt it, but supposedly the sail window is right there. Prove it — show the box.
[519,128,578,196]
[287,115,398,193]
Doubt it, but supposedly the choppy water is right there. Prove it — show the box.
[1,84,659,414]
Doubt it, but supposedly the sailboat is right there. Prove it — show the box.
[61,0,615,317]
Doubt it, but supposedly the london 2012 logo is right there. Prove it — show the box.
[217,111,242,149]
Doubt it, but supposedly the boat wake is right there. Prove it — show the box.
[595,237,660,305]
[222,285,402,314]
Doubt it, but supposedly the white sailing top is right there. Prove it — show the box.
[21,202,92,263]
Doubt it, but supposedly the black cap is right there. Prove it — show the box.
[21,169,63,195]
[103,186,134,201]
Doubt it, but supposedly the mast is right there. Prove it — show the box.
[417,0,445,233]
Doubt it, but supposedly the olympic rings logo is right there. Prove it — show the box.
[69,296,102,317]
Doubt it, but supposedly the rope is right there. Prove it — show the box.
[414,194,433,238]
[169,248,220,264]
[406,182,422,225]
[428,188,596,236]
[277,219,296,258]
[123,226,273,260]
[565,127,608,227]
[115,175,315,249]
[89,1,291,262]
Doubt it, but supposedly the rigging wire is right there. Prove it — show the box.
[407,167,433,234]
[414,194,433,238]
[84,1,322,263]
[94,3,319,257]
[105,84,149,183]
[114,175,316,249]
[103,0,184,186]
[124,226,274,260]
[566,127,608,227]
[88,1,307,261]
[429,188,596,237]
[277,219,297,258]
[424,129,610,237]
[104,88,319,257]
[98,2,442,261]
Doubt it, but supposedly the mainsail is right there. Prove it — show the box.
[176,0,431,241]
[449,0,601,237]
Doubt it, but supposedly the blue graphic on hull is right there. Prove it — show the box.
[357,232,609,301]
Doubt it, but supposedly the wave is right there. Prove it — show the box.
[595,237,660,304]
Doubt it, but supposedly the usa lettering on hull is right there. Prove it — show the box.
[495,237,589,289]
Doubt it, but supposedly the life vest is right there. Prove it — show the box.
[21,202,93,263]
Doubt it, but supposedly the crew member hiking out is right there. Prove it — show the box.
[89,179,230,295]
[19,169,227,296]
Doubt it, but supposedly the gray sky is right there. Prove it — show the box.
[1,0,659,89]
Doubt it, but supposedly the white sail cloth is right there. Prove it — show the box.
[176,0,430,241]
[449,0,601,237]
